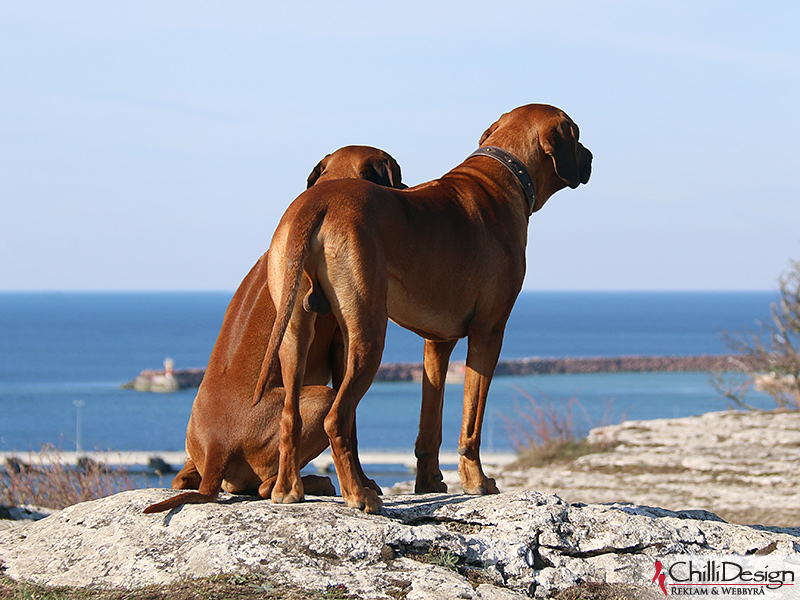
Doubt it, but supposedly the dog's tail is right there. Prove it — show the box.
[143,489,220,514]
[252,212,323,407]
[143,448,226,514]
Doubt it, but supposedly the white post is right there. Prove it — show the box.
[74,399,85,455]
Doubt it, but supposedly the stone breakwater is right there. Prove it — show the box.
[382,354,734,381]
[124,354,736,390]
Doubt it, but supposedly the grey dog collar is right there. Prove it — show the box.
[468,146,536,213]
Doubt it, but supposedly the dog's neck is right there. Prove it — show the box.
[468,146,535,214]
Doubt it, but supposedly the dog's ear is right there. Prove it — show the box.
[542,122,583,189]
[307,154,330,188]
[362,157,405,189]
[479,120,500,145]
[385,157,406,189]
[578,143,592,185]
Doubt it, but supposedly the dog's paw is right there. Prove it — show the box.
[415,479,448,494]
[302,474,336,496]
[478,477,500,495]
[271,483,305,504]
[458,456,500,496]
[415,465,448,493]
[344,487,383,514]
[461,477,500,496]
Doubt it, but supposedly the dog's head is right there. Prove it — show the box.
[479,104,592,212]
[307,145,406,189]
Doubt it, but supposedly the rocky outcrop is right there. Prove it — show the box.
[0,505,55,531]
[1,489,798,599]
[474,410,800,527]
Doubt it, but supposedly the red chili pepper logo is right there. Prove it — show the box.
[652,560,668,596]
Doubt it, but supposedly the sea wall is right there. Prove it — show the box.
[124,355,736,390]
[375,354,736,381]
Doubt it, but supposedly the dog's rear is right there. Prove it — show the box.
[144,146,404,514]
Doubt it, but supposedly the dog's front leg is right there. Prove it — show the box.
[414,338,457,493]
[458,328,503,495]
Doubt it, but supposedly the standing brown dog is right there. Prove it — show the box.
[256,104,592,513]
[144,146,405,514]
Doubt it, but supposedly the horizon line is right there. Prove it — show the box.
[0,288,776,295]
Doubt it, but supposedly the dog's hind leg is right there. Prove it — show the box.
[272,279,318,505]
[325,364,384,511]
[323,282,387,513]
[414,338,457,493]
[171,457,202,490]
[322,331,379,493]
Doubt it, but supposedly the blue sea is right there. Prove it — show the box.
[0,291,778,462]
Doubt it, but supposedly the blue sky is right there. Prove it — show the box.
[1,1,798,291]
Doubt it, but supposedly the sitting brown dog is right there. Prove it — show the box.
[256,104,592,513]
[144,146,405,514]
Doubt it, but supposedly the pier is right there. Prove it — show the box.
[123,354,736,391]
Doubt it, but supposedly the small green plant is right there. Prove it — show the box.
[320,584,352,599]
[427,547,460,571]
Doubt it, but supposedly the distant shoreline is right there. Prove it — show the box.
[123,354,736,391]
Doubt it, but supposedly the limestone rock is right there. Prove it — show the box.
[1,489,798,598]
[448,410,800,527]
[0,505,56,531]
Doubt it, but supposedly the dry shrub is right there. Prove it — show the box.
[500,389,619,468]
[1,444,146,510]
[554,581,652,600]
[714,258,800,410]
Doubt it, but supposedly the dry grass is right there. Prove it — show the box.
[0,573,353,600]
[0,574,655,600]
[1,445,146,510]
[553,581,658,600]
[500,390,619,468]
